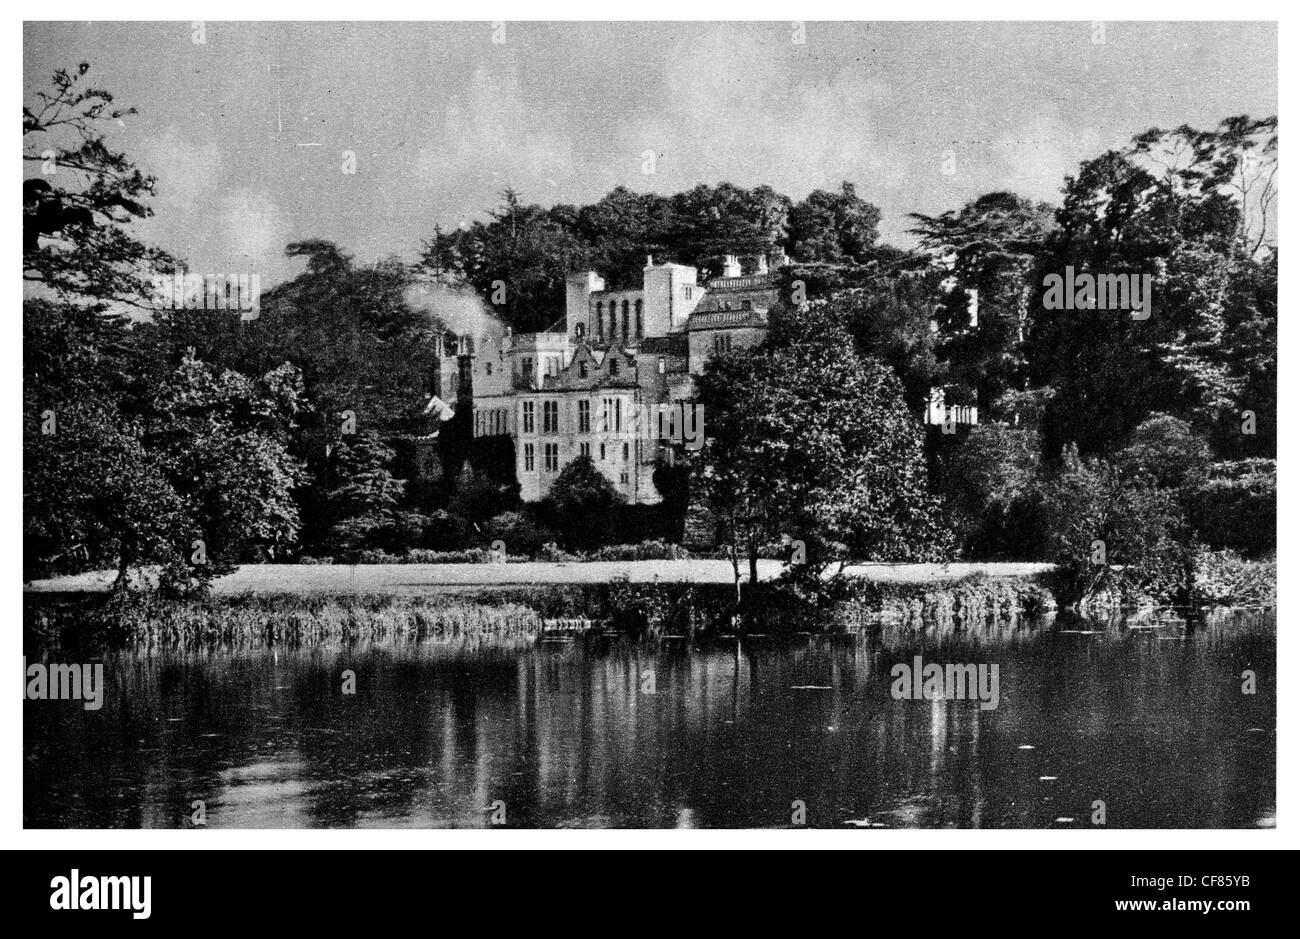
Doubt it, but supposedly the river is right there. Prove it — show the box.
[24,609,1274,828]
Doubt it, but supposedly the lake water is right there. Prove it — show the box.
[24,610,1275,829]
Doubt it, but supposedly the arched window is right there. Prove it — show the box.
[595,302,603,340]
[610,307,617,340]
[621,300,630,339]
[635,299,643,336]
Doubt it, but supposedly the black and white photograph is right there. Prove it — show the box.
[12,8,1289,892]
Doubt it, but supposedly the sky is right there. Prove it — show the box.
[24,21,1278,288]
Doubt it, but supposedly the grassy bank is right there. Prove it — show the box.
[26,572,1068,649]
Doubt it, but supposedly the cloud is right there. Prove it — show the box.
[139,126,224,213]
[220,190,291,271]
[415,66,576,191]
[622,25,906,198]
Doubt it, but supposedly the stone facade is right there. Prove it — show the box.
[460,251,789,503]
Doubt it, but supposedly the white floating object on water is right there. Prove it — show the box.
[1054,817,1075,823]
[1039,776,1058,781]
[1018,745,1036,750]
[790,685,832,690]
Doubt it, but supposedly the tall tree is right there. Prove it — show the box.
[24,63,175,305]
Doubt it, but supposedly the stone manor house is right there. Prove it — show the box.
[427,249,975,505]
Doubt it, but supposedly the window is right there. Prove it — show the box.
[595,302,603,340]
[544,443,559,472]
[610,308,617,340]
[575,323,585,341]
[621,300,630,338]
[622,442,629,461]
[658,356,666,374]
[521,357,533,386]
[599,443,606,461]
[579,442,591,458]
[685,286,693,299]
[579,360,588,379]
[522,400,535,433]
[543,400,558,433]
[713,333,733,354]
[635,299,643,337]
[610,357,620,376]
[578,400,590,433]
[620,472,629,484]
[524,443,535,472]
[485,362,493,376]
[603,397,622,433]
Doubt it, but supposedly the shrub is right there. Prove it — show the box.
[540,456,625,550]
[1117,413,1212,490]
[590,539,692,561]
[483,510,558,556]
[537,542,581,562]
[1186,459,1276,557]
[1190,547,1276,607]
[940,423,1046,559]
[1040,448,1190,608]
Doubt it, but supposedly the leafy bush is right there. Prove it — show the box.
[590,539,692,561]
[940,423,1046,559]
[539,456,625,550]
[537,542,581,562]
[1117,413,1212,489]
[1040,448,1190,608]
[1186,459,1276,557]
[483,511,558,556]
[1190,547,1276,607]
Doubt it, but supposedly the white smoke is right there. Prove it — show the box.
[403,280,506,352]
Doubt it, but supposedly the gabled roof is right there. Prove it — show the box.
[537,342,640,391]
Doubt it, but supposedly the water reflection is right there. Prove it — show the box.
[24,611,1274,829]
